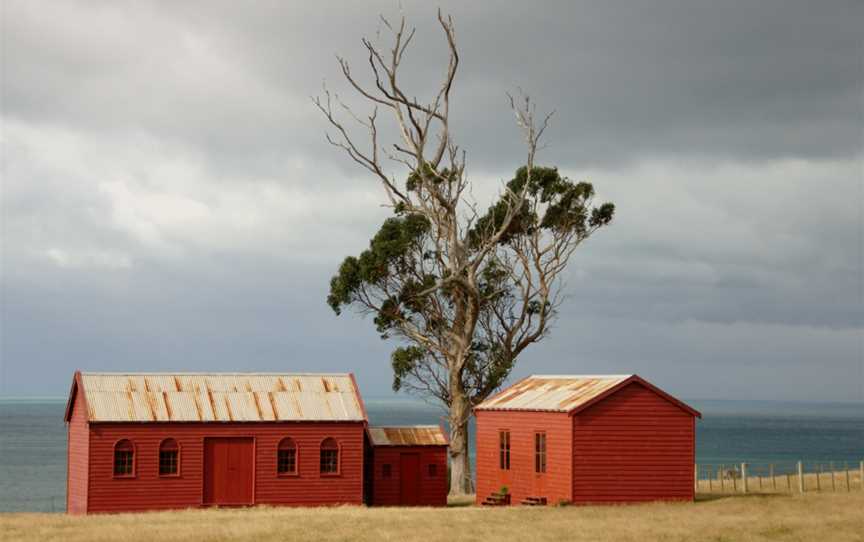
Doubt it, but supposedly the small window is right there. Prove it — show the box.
[428,464,437,477]
[534,432,546,474]
[382,463,392,478]
[277,438,297,475]
[114,439,134,477]
[499,430,510,470]
[158,439,179,476]
[320,438,339,474]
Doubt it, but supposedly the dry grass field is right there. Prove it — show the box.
[2,491,863,542]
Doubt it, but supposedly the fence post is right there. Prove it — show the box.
[741,463,748,494]
[845,462,850,492]
[720,464,725,492]
[860,461,863,491]
[786,473,791,492]
[694,464,698,493]
[830,462,836,491]
[770,464,775,491]
[798,461,805,494]
[816,464,821,492]
[709,465,713,492]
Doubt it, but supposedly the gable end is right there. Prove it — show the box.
[569,375,701,418]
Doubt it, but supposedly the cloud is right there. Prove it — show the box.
[1,0,861,401]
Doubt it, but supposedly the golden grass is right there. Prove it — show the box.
[2,491,863,542]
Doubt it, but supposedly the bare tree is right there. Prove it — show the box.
[315,11,614,496]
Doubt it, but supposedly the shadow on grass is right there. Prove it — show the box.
[696,492,791,503]
[447,495,476,508]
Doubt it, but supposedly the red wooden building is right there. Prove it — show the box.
[64,371,369,514]
[474,374,701,506]
[366,426,448,507]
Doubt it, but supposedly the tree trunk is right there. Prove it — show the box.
[448,385,473,496]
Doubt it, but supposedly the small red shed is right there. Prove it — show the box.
[64,371,368,514]
[367,426,448,507]
[474,374,701,506]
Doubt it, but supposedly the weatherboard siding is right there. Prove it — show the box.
[85,422,365,513]
[370,446,448,506]
[66,387,89,514]
[475,410,573,506]
[572,381,695,503]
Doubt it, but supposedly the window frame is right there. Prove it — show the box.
[158,438,181,478]
[382,463,392,479]
[112,439,136,479]
[428,463,438,478]
[534,431,547,474]
[276,437,299,477]
[319,437,341,476]
[499,430,511,470]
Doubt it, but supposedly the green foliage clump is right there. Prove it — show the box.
[327,214,430,316]
[468,166,614,247]
[390,346,427,393]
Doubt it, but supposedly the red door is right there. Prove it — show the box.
[399,453,421,506]
[532,432,547,498]
[204,437,254,506]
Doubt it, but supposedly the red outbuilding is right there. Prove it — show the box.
[64,371,368,514]
[474,374,701,506]
[366,426,448,507]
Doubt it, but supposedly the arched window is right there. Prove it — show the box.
[277,438,297,475]
[320,438,339,474]
[113,439,134,477]
[159,438,179,476]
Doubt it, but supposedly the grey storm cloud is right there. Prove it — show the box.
[1,0,862,400]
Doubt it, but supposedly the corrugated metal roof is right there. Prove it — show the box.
[77,373,366,423]
[474,375,633,413]
[368,425,448,446]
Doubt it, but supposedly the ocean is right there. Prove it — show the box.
[0,397,861,512]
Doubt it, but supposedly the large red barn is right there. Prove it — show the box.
[474,374,701,506]
[366,426,448,507]
[64,371,368,514]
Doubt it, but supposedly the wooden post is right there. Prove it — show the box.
[732,466,737,492]
[758,471,763,491]
[798,461,805,494]
[741,463,748,494]
[720,464,725,492]
[770,464,776,491]
[845,462,850,492]
[694,464,698,493]
[786,473,791,492]
[859,461,863,491]
[830,462,836,491]
[816,464,821,492]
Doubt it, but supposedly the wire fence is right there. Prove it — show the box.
[696,460,864,495]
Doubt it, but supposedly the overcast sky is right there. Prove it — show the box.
[1,1,862,401]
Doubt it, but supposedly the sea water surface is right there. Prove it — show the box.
[0,397,861,512]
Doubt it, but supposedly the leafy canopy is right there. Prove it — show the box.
[327,165,614,402]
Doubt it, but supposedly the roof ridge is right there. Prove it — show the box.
[369,424,441,428]
[80,372,353,376]
[529,374,633,379]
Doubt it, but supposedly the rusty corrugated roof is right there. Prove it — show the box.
[368,425,448,446]
[77,373,366,423]
[474,375,633,413]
